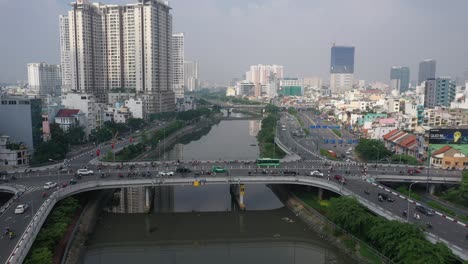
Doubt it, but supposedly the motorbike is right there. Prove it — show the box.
[402,210,407,217]
[426,223,432,229]
[9,232,14,239]
[364,189,370,195]
[42,192,48,198]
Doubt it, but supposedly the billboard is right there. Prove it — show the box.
[429,129,468,144]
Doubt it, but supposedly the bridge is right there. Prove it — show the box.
[1,111,467,263]
[1,163,468,263]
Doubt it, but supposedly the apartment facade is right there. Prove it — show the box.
[172,33,184,99]
[330,45,355,94]
[184,61,199,92]
[62,0,175,114]
[27,63,62,96]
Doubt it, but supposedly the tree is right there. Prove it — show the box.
[327,197,373,236]
[287,107,298,115]
[128,118,145,130]
[24,247,52,264]
[66,125,85,145]
[355,138,392,161]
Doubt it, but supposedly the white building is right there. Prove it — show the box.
[236,81,255,97]
[330,73,354,95]
[226,87,236,97]
[27,63,61,96]
[54,109,86,132]
[125,97,144,119]
[61,93,104,137]
[172,33,184,99]
[184,61,199,92]
[62,0,175,113]
[246,64,284,97]
[0,135,29,168]
[59,15,71,93]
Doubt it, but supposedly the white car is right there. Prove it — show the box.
[77,169,94,176]
[158,171,174,176]
[310,171,324,177]
[15,204,29,214]
[43,182,58,189]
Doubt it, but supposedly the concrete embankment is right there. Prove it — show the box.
[62,190,114,264]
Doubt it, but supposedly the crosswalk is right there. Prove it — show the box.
[24,186,42,193]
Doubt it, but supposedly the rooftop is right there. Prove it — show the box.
[56,109,80,118]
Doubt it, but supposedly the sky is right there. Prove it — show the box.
[0,0,467,85]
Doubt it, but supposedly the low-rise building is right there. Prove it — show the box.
[125,98,145,119]
[54,109,86,132]
[431,146,468,170]
[0,135,29,168]
[383,130,420,159]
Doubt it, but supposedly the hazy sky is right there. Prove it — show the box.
[1,0,467,84]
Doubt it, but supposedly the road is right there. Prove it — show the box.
[0,113,467,263]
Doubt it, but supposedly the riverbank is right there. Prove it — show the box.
[271,185,381,264]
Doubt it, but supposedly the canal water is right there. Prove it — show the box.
[82,114,354,264]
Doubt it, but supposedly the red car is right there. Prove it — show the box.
[408,169,421,174]
[334,175,346,183]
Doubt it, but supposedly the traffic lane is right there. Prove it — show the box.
[346,179,468,249]
[0,189,45,263]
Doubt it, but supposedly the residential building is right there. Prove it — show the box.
[62,0,175,113]
[125,97,145,119]
[279,78,303,96]
[61,93,104,137]
[390,66,410,93]
[303,77,322,98]
[0,96,42,151]
[226,87,236,97]
[184,61,199,92]
[431,146,468,170]
[330,45,355,94]
[54,109,86,132]
[418,59,436,85]
[27,63,62,96]
[172,33,184,99]
[236,81,255,97]
[424,78,456,108]
[59,15,71,93]
[0,135,29,168]
[246,64,283,97]
[383,130,420,159]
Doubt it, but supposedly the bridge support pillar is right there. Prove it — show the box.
[318,187,323,200]
[145,187,150,210]
[428,184,436,195]
[229,184,246,210]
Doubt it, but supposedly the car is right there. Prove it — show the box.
[69,178,77,185]
[378,193,393,202]
[43,182,58,190]
[334,175,346,183]
[283,170,297,175]
[212,166,227,173]
[176,167,191,173]
[415,205,434,216]
[310,170,324,177]
[15,204,29,214]
[77,169,94,176]
[407,169,421,174]
[158,171,174,176]
[366,178,375,183]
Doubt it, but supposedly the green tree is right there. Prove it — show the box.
[327,197,373,236]
[287,107,298,115]
[355,138,392,161]
[25,247,52,264]
[127,118,145,130]
[66,125,85,145]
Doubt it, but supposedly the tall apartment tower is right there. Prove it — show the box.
[245,64,283,97]
[330,45,355,95]
[184,60,199,92]
[172,33,185,99]
[390,66,410,93]
[62,0,175,114]
[27,63,62,96]
[59,15,71,93]
[418,59,436,85]
[424,77,456,108]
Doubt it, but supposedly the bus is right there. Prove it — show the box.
[256,158,280,167]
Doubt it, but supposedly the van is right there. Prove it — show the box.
[415,205,434,216]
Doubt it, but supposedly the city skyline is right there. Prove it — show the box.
[1,0,468,84]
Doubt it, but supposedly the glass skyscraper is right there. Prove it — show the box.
[390,66,410,93]
[418,59,436,85]
[330,46,355,74]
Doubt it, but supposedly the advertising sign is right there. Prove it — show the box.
[429,129,468,144]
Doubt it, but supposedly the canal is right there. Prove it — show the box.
[82,114,354,264]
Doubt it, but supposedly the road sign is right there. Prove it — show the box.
[338,140,344,144]
[322,125,328,129]
[347,139,353,144]
[324,139,329,144]
[330,139,336,144]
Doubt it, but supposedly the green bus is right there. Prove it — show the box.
[256,158,280,167]
[212,166,227,173]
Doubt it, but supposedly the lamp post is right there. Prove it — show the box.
[372,146,380,163]
[49,159,60,185]
[407,181,419,222]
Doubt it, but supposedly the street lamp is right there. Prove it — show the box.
[372,146,380,163]
[407,181,419,222]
